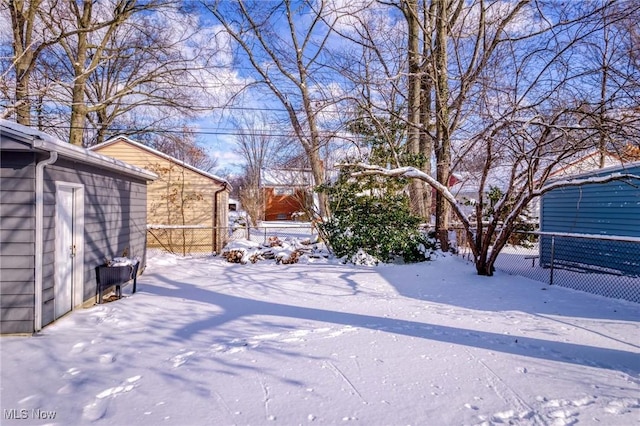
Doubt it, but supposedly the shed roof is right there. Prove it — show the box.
[91,136,230,189]
[547,150,626,179]
[0,120,157,181]
[547,159,640,183]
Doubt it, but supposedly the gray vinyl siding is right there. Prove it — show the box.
[42,158,149,321]
[1,148,149,334]
[41,206,55,327]
[0,151,36,334]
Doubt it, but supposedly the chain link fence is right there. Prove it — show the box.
[240,222,318,245]
[146,224,639,303]
[147,222,318,256]
[491,232,640,303]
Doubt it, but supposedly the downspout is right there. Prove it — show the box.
[34,150,58,332]
[212,183,228,254]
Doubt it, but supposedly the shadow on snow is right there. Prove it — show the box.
[141,267,639,376]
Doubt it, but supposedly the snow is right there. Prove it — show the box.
[108,257,140,267]
[2,252,639,425]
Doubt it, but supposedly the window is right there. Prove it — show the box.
[274,188,294,196]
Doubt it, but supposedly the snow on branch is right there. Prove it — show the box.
[343,163,640,251]
[534,172,640,197]
[343,163,474,231]
[494,171,640,251]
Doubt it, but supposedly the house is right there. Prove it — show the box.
[90,136,231,253]
[261,168,314,221]
[539,161,640,285]
[229,198,240,212]
[0,120,156,334]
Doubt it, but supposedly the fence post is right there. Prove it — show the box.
[549,236,555,286]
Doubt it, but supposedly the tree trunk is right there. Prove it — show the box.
[308,147,328,218]
[475,254,494,276]
[67,0,92,146]
[406,0,427,219]
[420,73,433,221]
[8,0,43,125]
[14,70,31,125]
[434,0,451,250]
[69,81,88,146]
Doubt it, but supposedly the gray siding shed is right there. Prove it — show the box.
[1,120,156,334]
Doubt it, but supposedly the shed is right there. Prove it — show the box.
[539,161,640,276]
[0,120,156,334]
[90,136,231,253]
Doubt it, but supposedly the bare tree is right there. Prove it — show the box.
[326,3,409,163]
[349,161,640,275]
[147,129,219,173]
[3,0,72,124]
[343,0,640,275]
[3,0,223,146]
[576,1,640,163]
[231,113,278,225]
[204,0,358,218]
[331,0,532,250]
[81,8,221,146]
[42,0,160,145]
[4,0,51,124]
[404,0,429,218]
[2,0,142,128]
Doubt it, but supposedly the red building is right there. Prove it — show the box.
[262,169,314,221]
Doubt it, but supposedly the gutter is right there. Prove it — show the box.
[212,182,229,253]
[34,151,58,332]
[32,138,156,181]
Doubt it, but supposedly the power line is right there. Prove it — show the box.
[31,123,353,140]
[0,101,348,114]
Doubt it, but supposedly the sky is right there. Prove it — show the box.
[2,248,638,425]
[3,0,632,180]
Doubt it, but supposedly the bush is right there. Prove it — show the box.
[318,170,436,263]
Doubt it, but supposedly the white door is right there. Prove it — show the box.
[55,184,84,319]
[55,186,74,318]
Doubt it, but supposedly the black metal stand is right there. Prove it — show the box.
[95,262,139,304]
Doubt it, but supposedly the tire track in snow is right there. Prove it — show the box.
[323,361,367,405]
[535,314,640,350]
[212,390,232,417]
[464,348,545,425]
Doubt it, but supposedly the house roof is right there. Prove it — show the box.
[261,168,340,187]
[261,168,314,187]
[91,136,231,189]
[0,120,157,181]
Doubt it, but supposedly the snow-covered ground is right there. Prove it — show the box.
[1,252,639,425]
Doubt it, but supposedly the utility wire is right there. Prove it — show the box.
[30,124,353,140]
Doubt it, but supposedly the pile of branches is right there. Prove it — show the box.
[221,237,329,265]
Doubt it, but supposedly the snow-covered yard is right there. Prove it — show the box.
[1,252,638,425]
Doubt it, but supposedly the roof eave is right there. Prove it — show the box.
[95,135,230,188]
[0,120,157,181]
